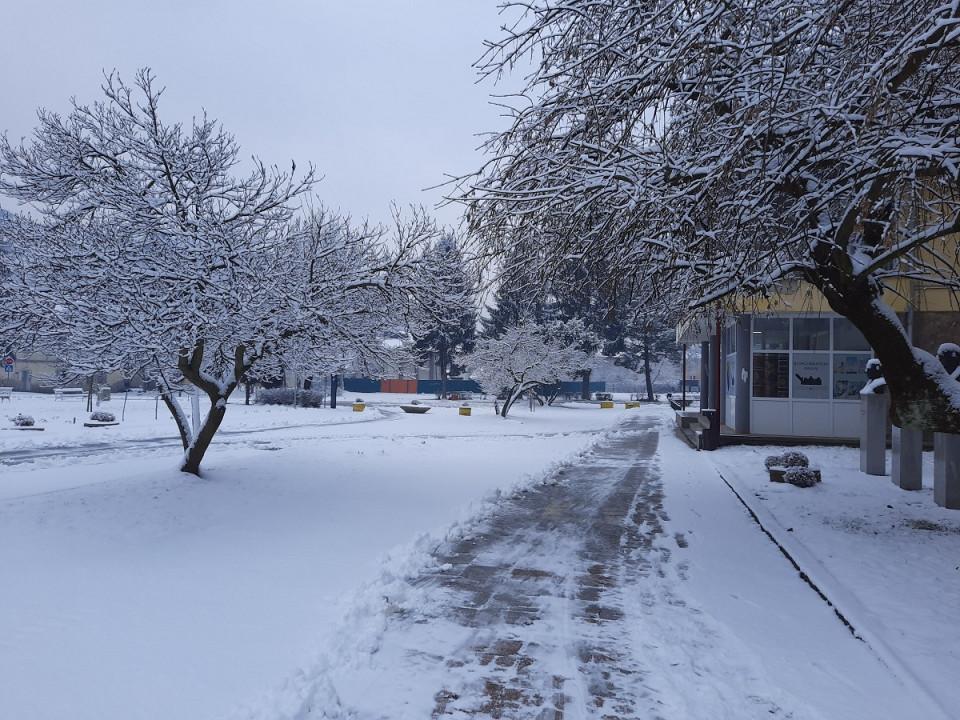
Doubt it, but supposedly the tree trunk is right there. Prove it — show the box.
[159,390,192,451]
[244,382,251,405]
[180,397,229,475]
[813,270,960,432]
[580,368,592,400]
[643,332,654,401]
[500,388,516,417]
[330,374,338,409]
[440,347,449,400]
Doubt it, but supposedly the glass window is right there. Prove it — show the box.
[793,318,830,351]
[752,353,789,398]
[752,318,790,350]
[792,352,830,399]
[724,325,737,353]
[833,318,870,351]
[833,353,872,399]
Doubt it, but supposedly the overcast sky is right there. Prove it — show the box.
[0,0,520,227]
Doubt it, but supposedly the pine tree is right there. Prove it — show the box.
[411,235,477,398]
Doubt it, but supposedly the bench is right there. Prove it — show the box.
[0,387,11,402]
[53,387,85,400]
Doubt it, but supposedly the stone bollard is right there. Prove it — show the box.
[859,392,889,475]
[933,432,960,509]
[891,425,923,490]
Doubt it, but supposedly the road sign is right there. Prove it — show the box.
[2,355,13,373]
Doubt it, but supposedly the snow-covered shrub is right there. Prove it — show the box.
[12,413,35,427]
[90,411,116,423]
[256,388,326,408]
[779,451,809,468]
[784,467,821,488]
[764,455,782,470]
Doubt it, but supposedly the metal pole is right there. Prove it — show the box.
[681,344,687,408]
[714,314,722,443]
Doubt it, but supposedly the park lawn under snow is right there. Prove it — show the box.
[0,398,626,720]
[0,392,379,457]
[709,444,960,716]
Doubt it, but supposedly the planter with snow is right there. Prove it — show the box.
[766,452,818,485]
[84,410,119,428]
[401,400,430,414]
[8,413,44,431]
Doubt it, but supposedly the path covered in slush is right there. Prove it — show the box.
[317,414,942,720]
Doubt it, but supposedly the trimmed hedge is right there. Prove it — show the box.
[256,388,327,408]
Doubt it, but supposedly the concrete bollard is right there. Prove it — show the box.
[891,426,923,490]
[859,393,889,475]
[933,433,960,509]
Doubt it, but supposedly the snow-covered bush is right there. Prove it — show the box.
[764,455,782,470]
[784,467,821,488]
[256,389,326,408]
[90,411,115,423]
[779,451,809,468]
[12,413,34,427]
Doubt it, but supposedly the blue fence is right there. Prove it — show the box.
[416,379,482,395]
[552,381,607,396]
[342,377,381,393]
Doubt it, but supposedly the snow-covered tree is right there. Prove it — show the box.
[461,320,590,417]
[464,0,960,433]
[411,234,477,397]
[614,310,680,401]
[0,71,436,474]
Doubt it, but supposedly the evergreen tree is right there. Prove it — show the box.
[411,235,477,398]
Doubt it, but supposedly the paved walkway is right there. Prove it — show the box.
[421,416,663,718]
[325,413,933,720]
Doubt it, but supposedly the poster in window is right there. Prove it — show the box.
[834,353,872,399]
[792,353,830,399]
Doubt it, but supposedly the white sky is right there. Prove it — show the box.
[0,0,520,227]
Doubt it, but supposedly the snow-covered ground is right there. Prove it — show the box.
[3,397,955,720]
[238,405,948,720]
[0,393,628,720]
[709,441,960,716]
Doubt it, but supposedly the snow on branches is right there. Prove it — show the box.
[0,70,440,474]
[461,320,591,417]
[463,0,960,432]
